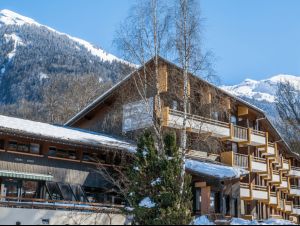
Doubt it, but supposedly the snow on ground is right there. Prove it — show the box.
[0,9,39,26]
[0,115,136,152]
[3,33,25,60]
[139,197,156,208]
[192,217,295,225]
[192,216,215,225]
[185,159,248,179]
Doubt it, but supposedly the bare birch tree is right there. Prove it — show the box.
[172,0,206,194]
[114,0,172,153]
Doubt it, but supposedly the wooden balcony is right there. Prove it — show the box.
[259,143,277,157]
[284,201,293,213]
[239,183,269,202]
[277,177,289,190]
[269,170,281,184]
[250,156,268,174]
[163,108,231,138]
[282,159,291,172]
[292,206,300,216]
[269,192,278,207]
[290,185,300,197]
[221,152,268,175]
[163,108,268,146]
[252,185,269,202]
[288,166,300,178]
[250,130,268,147]
[221,152,248,169]
[240,183,251,200]
[278,199,285,211]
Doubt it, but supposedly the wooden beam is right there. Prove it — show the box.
[238,106,249,116]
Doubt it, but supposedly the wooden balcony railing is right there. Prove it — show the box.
[233,125,248,140]
[252,156,266,163]
[252,185,268,192]
[169,109,231,129]
[291,166,300,171]
[252,130,266,137]
[280,199,285,210]
[240,183,250,189]
[233,153,249,169]
[290,185,300,190]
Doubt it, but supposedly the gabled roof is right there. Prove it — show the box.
[64,56,297,159]
[65,56,266,127]
[0,115,136,153]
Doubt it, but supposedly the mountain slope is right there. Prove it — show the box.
[221,74,300,120]
[0,9,133,104]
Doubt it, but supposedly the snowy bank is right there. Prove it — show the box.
[192,217,295,225]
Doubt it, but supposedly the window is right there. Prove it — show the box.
[48,147,57,157]
[8,141,18,151]
[46,182,63,201]
[22,181,40,199]
[17,143,29,153]
[30,144,40,155]
[49,147,78,160]
[0,139,4,149]
[68,151,77,160]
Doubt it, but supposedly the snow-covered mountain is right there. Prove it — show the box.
[221,74,300,103]
[221,74,300,121]
[0,9,131,65]
[0,9,133,104]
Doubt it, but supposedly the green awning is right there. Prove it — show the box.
[0,170,53,181]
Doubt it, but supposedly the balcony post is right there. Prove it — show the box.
[249,155,253,172]
[161,107,170,127]
[247,128,252,144]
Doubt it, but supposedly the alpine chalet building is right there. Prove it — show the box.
[66,56,300,224]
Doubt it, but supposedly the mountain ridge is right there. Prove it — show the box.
[0,9,132,66]
[221,74,300,104]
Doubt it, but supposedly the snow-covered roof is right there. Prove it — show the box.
[185,159,248,180]
[0,115,136,153]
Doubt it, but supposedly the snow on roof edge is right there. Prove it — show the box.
[0,114,136,153]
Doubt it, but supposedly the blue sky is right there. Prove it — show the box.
[1,0,300,85]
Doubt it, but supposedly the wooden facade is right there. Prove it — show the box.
[0,119,134,212]
[66,56,300,223]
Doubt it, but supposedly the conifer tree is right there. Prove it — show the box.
[125,131,192,225]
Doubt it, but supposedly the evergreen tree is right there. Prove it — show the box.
[125,131,192,225]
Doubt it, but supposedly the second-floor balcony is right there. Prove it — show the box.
[282,159,291,171]
[259,143,277,157]
[284,201,293,213]
[278,199,285,211]
[269,192,278,206]
[163,108,267,146]
[221,152,267,173]
[290,185,300,196]
[277,177,289,190]
[239,183,268,202]
[269,170,281,184]
[292,206,300,216]
[288,166,300,178]
[252,185,269,201]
